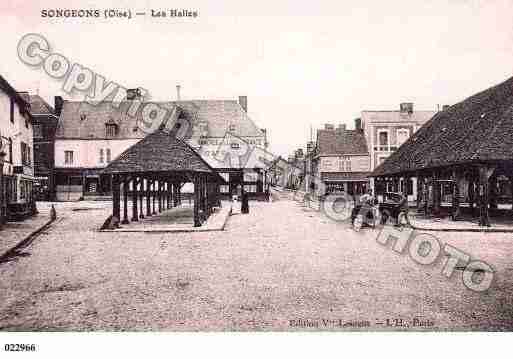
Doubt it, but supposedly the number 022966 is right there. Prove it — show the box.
[4,344,37,352]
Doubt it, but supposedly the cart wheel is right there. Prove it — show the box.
[353,214,364,231]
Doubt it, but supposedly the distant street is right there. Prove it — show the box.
[1,196,513,331]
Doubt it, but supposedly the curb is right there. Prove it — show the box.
[98,205,232,234]
[409,223,513,233]
[0,216,56,262]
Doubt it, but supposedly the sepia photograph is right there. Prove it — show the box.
[0,0,512,357]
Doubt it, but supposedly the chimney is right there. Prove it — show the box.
[354,118,362,131]
[307,141,314,153]
[176,85,181,101]
[127,88,143,101]
[238,96,247,112]
[324,123,334,130]
[400,102,414,114]
[442,104,450,111]
[336,123,346,133]
[54,96,64,116]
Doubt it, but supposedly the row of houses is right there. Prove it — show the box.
[280,102,437,201]
[1,75,270,225]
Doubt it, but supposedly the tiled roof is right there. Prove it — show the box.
[316,129,368,155]
[371,76,513,176]
[29,95,55,115]
[56,99,264,140]
[103,130,223,182]
[0,75,30,111]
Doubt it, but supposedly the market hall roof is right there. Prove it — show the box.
[316,129,369,155]
[371,76,513,177]
[55,99,264,140]
[102,129,225,182]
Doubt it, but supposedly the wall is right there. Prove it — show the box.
[0,91,34,177]
[319,155,370,173]
[54,138,141,168]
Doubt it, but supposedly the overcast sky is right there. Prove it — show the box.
[1,0,513,156]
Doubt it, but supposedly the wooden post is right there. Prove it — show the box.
[509,175,513,219]
[468,175,475,217]
[193,176,201,227]
[170,181,174,208]
[131,177,139,222]
[416,173,422,210]
[432,172,440,215]
[158,179,163,213]
[451,169,460,221]
[146,178,152,217]
[152,179,157,215]
[489,175,498,211]
[166,180,170,209]
[139,178,145,219]
[122,176,129,224]
[478,165,494,227]
[112,174,121,220]
[173,183,179,207]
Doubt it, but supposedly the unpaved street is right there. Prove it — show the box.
[1,198,513,331]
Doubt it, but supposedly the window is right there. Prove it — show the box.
[378,130,389,151]
[99,149,104,163]
[65,150,74,165]
[33,124,43,138]
[229,124,236,132]
[106,124,118,137]
[230,143,240,149]
[21,142,31,166]
[396,129,410,146]
[106,148,111,163]
[8,138,13,163]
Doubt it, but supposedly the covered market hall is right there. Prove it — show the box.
[371,76,513,227]
[102,130,226,228]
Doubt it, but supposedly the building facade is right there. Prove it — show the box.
[0,76,36,222]
[53,92,269,201]
[361,102,436,200]
[30,95,58,201]
[308,120,370,197]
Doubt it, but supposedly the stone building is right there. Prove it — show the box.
[53,90,268,201]
[0,75,36,222]
[361,103,436,200]
[308,119,370,197]
[29,94,58,201]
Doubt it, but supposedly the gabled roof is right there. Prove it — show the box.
[103,130,224,182]
[29,95,55,115]
[0,75,30,111]
[55,99,264,140]
[371,76,513,176]
[316,129,368,155]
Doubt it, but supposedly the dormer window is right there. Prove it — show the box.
[229,124,236,132]
[106,123,118,137]
[231,143,240,149]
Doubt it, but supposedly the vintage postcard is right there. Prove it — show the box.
[0,0,512,356]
